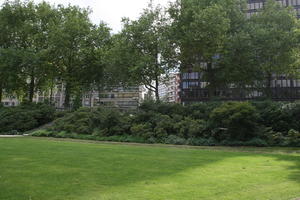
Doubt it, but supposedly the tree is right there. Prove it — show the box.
[0,1,60,102]
[0,1,28,102]
[169,0,246,98]
[120,2,177,101]
[49,5,93,108]
[80,23,111,93]
[247,0,300,96]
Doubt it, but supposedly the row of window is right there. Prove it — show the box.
[90,93,139,99]
[181,80,300,90]
[181,88,300,99]
[182,72,200,80]
[248,0,300,11]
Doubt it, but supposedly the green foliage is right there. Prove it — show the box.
[39,101,300,147]
[51,107,131,136]
[286,129,300,147]
[130,123,153,139]
[0,103,55,133]
[31,129,54,137]
[164,135,186,145]
[174,117,207,139]
[210,102,259,141]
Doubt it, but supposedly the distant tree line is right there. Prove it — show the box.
[0,0,299,107]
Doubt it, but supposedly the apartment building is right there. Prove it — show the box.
[158,73,181,103]
[247,0,300,17]
[82,86,141,110]
[1,85,141,110]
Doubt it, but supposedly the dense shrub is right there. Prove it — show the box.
[164,135,186,145]
[210,102,259,141]
[252,101,292,133]
[0,103,55,134]
[130,123,153,139]
[174,117,207,138]
[186,137,217,146]
[51,107,131,136]
[28,100,300,147]
[286,129,300,147]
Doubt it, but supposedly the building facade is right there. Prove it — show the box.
[2,85,141,110]
[247,0,300,17]
[82,86,141,110]
[158,73,181,103]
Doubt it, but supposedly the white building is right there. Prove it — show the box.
[158,73,181,103]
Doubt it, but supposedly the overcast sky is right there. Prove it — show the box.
[0,0,174,33]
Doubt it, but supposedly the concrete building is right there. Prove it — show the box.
[158,73,181,103]
[1,84,141,110]
[82,86,141,110]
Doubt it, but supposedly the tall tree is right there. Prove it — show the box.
[169,0,246,98]
[80,23,111,94]
[0,1,59,102]
[49,5,93,108]
[0,1,28,102]
[120,2,177,101]
[247,0,300,96]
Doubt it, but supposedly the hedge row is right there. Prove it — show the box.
[0,103,56,134]
[32,101,300,147]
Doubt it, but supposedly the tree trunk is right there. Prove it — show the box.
[0,82,3,104]
[155,76,160,102]
[28,74,35,102]
[64,82,71,109]
[207,62,215,99]
[265,73,272,98]
[49,78,54,105]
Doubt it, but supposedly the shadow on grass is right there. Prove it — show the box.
[0,138,299,200]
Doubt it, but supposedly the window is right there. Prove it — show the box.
[182,73,189,80]
[189,81,199,87]
[190,72,199,79]
[182,82,188,89]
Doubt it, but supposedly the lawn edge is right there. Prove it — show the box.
[7,136,300,155]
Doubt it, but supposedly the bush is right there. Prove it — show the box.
[31,130,53,137]
[174,117,207,138]
[51,107,131,136]
[252,101,292,133]
[244,138,268,147]
[130,123,153,139]
[0,103,55,134]
[286,129,300,147]
[210,102,259,141]
[186,137,217,146]
[26,100,300,147]
[164,135,186,145]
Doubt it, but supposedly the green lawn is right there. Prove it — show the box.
[0,138,299,200]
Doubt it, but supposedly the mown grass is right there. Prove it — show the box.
[0,137,299,200]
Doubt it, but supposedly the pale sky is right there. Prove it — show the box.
[0,0,174,33]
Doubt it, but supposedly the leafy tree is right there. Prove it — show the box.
[169,0,247,98]
[120,2,177,101]
[79,22,111,100]
[247,0,300,96]
[49,5,93,108]
[0,1,60,102]
[0,1,25,102]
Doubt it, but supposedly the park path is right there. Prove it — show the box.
[0,135,24,138]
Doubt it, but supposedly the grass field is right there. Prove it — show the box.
[0,137,299,200]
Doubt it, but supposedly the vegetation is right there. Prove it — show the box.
[1,0,300,106]
[31,101,300,147]
[0,103,55,134]
[0,138,299,200]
